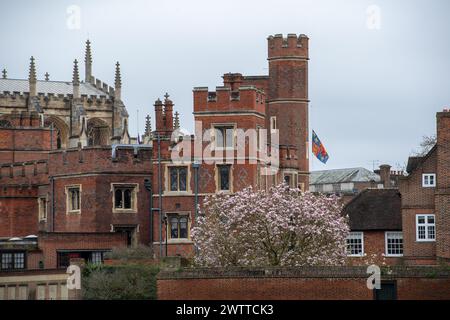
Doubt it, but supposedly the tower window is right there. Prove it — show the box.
[218,165,231,191]
[169,167,188,192]
[66,186,81,213]
[112,184,138,212]
[214,126,234,149]
[169,215,189,239]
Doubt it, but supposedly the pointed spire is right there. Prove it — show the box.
[145,115,152,136]
[114,61,121,101]
[29,56,36,82]
[84,39,92,82]
[44,72,50,81]
[2,68,6,79]
[73,59,80,99]
[72,59,80,85]
[28,56,37,96]
[115,61,121,88]
[174,111,180,129]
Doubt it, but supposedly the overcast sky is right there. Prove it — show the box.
[1,0,449,171]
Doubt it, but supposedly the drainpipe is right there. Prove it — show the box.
[157,133,163,258]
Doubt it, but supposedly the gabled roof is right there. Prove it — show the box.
[0,78,110,97]
[310,167,380,185]
[406,145,437,174]
[342,188,402,231]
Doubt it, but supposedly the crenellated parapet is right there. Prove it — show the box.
[0,160,49,186]
[267,33,309,60]
[47,145,153,177]
[193,85,265,115]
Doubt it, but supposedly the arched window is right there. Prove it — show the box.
[87,118,110,146]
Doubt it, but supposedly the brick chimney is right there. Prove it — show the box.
[223,73,244,91]
[379,164,391,188]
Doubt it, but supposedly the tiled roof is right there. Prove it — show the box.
[343,189,402,231]
[0,78,110,97]
[310,167,380,185]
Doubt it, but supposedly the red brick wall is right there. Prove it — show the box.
[0,186,39,237]
[399,147,437,264]
[157,267,450,300]
[436,112,450,261]
[38,232,127,269]
[347,231,402,266]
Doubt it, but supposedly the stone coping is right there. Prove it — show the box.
[158,266,450,280]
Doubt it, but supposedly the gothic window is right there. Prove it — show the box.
[169,167,187,192]
[87,119,109,146]
[169,215,189,239]
[66,186,81,213]
[218,165,231,191]
[112,184,138,212]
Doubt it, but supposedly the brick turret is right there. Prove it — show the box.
[267,33,309,188]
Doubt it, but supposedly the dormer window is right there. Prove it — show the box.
[422,174,436,187]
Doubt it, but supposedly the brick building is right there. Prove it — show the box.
[1,34,448,275]
[144,34,311,257]
[398,110,450,265]
[0,41,151,270]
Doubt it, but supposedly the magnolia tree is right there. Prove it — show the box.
[191,184,349,267]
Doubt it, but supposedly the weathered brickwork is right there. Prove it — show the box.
[157,267,450,300]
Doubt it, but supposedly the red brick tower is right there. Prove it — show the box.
[267,34,309,189]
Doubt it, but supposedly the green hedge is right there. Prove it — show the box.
[82,264,159,300]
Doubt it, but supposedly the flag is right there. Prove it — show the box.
[312,130,329,164]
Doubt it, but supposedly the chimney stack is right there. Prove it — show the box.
[223,73,244,91]
[379,164,392,188]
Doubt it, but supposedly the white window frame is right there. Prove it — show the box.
[422,173,436,187]
[270,116,277,134]
[385,231,404,257]
[212,124,236,150]
[416,214,436,242]
[111,183,139,213]
[346,232,364,257]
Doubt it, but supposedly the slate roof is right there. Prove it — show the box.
[0,78,109,97]
[310,167,380,185]
[342,188,402,231]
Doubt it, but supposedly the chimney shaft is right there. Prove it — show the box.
[379,164,391,188]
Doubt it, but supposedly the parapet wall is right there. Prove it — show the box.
[193,86,265,114]
[0,160,48,185]
[267,33,309,60]
[157,266,450,300]
[48,145,153,176]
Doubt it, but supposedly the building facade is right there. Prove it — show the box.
[145,34,311,257]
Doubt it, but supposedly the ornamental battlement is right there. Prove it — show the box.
[193,85,266,114]
[267,33,309,60]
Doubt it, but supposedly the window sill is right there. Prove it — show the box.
[66,210,81,215]
[164,191,192,196]
[385,254,404,257]
[159,239,193,244]
[113,209,137,214]
[415,239,436,243]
